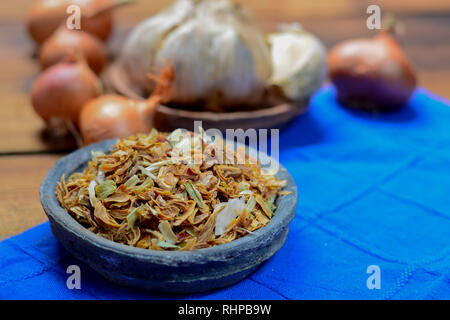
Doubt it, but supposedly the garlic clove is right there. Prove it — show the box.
[119,0,196,95]
[268,23,327,101]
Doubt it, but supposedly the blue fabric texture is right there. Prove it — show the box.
[1,86,449,300]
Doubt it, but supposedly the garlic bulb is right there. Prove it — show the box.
[119,0,272,109]
[268,23,327,101]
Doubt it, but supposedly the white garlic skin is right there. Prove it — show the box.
[268,23,328,101]
[119,0,272,109]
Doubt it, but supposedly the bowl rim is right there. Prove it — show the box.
[40,138,298,265]
[155,102,309,122]
[103,62,310,121]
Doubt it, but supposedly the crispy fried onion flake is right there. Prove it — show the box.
[56,129,287,251]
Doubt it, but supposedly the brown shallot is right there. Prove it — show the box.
[27,0,133,45]
[39,27,107,74]
[79,66,175,145]
[328,18,417,111]
[31,60,102,130]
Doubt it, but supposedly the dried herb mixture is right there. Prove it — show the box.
[56,129,287,251]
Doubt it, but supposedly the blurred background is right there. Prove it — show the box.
[0,0,449,239]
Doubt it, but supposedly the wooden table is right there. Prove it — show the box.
[1,0,449,240]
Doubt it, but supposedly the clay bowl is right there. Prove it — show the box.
[40,139,298,293]
[103,62,309,132]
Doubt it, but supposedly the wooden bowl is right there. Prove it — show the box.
[103,62,309,132]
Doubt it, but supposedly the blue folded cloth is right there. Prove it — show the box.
[1,86,449,300]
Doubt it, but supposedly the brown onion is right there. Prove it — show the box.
[31,60,102,129]
[80,95,157,145]
[39,27,107,74]
[328,27,417,111]
[27,0,133,45]
[80,66,174,145]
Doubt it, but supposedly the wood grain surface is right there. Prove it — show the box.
[0,0,449,238]
[0,155,61,240]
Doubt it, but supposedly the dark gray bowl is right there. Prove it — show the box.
[40,139,297,293]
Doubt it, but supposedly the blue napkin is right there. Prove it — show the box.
[1,86,449,300]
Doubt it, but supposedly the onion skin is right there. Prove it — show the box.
[31,61,102,128]
[39,28,107,74]
[26,0,123,45]
[79,95,157,145]
[328,32,417,111]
